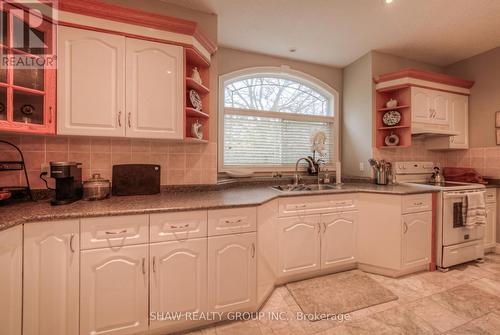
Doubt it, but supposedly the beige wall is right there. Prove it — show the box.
[445,46,500,148]
[371,51,444,77]
[342,52,373,177]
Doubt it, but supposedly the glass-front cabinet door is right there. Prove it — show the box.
[0,3,55,134]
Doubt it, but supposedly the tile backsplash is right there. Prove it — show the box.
[0,134,217,189]
[374,137,500,179]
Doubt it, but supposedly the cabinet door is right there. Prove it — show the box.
[321,212,357,269]
[402,212,432,268]
[484,203,496,249]
[411,87,432,123]
[150,238,207,331]
[80,245,149,335]
[0,226,22,335]
[125,38,183,139]
[23,220,79,335]
[208,232,256,313]
[277,215,320,276]
[449,94,469,148]
[57,26,126,137]
[430,91,449,125]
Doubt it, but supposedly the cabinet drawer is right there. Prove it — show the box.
[402,194,432,214]
[208,207,257,236]
[150,211,207,242]
[81,215,149,250]
[278,194,357,217]
[485,188,496,203]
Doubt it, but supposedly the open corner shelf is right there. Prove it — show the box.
[375,86,412,149]
[184,47,211,143]
[186,78,209,95]
[186,107,209,119]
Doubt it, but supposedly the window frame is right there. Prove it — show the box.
[218,66,340,173]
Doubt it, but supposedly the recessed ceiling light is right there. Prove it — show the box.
[385,0,394,3]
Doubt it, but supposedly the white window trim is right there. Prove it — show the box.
[218,66,340,173]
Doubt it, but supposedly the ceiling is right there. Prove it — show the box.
[160,0,500,68]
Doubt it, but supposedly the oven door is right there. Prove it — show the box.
[442,190,485,246]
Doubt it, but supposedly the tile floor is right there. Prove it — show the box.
[183,253,500,335]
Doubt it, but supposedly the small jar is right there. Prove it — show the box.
[82,173,111,201]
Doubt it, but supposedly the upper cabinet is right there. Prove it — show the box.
[0,5,56,134]
[126,38,183,139]
[57,27,126,137]
[58,27,184,140]
[374,69,474,150]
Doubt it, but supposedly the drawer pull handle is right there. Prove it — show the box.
[403,222,408,234]
[105,229,128,235]
[142,257,146,275]
[152,256,156,273]
[69,234,75,253]
[117,111,122,127]
[170,224,190,229]
[224,219,242,224]
[128,112,132,128]
[251,243,256,258]
[295,204,307,209]
[322,222,326,233]
[413,202,423,206]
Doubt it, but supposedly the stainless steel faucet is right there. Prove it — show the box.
[293,157,317,185]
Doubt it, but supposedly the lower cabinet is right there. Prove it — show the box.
[208,232,257,313]
[150,238,208,331]
[321,212,357,268]
[0,226,22,335]
[80,244,149,335]
[277,215,321,275]
[401,211,432,268]
[23,220,79,335]
[485,202,497,249]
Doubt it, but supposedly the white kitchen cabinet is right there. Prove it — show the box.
[208,232,256,313]
[150,238,207,331]
[80,244,149,335]
[58,26,184,139]
[126,38,183,139]
[0,226,22,335]
[426,93,469,150]
[411,87,449,126]
[277,215,321,276]
[485,202,497,249]
[321,212,357,268]
[57,26,126,137]
[401,211,432,268]
[23,220,80,335]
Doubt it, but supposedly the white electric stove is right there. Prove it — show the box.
[394,161,486,270]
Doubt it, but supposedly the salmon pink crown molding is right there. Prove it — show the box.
[374,68,474,89]
[54,0,216,54]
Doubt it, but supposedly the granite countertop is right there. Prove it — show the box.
[0,182,438,232]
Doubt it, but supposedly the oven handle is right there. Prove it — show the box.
[443,190,485,198]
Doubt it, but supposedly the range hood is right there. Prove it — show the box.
[411,127,459,137]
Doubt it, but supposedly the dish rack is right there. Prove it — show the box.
[0,140,34,201]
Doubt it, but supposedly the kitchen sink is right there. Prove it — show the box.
[272,184,337,192]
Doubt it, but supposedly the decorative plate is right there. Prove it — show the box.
[21,104,35,115]
[189,90,202,111]
[385,133,400,146]
[382,110,401,126]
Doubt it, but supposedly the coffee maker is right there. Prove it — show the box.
[50,162,83,205]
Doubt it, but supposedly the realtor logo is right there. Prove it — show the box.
[0,0,57,69]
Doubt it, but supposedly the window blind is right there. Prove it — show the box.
[223,113,332,166]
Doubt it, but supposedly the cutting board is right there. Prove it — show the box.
[112,164,161,196]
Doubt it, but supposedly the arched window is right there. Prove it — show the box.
[219,67,339,172]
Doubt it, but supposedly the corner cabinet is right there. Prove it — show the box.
[0,5,56,134]
[0,226,22,335]
[57,26,184,140]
